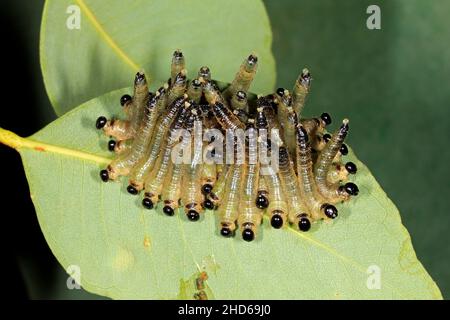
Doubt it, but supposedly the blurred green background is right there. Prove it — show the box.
[3,0,449,299]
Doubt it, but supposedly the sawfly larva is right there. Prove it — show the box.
[95,50,361,241]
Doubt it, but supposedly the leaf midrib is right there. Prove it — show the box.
[75,0,140,72]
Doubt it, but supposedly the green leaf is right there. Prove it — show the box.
[0,89,441,299]
[40,0,276,116]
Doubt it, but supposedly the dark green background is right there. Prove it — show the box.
[2,0,449,299]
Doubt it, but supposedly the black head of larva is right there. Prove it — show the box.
[242,228,255,242]
[99,169,109,182]
[120,94,132,106]
[298,216,311,232]
[340,144,349,155]
[142,198,154,210]
[256,194,269,209]
[270,214,283,229]
[220,227,233,238]
[345,162,357,174]
[276,87,285,97]
[96,116,107,129]
[323,133,331,143]
[127,185,138,195]
[108,140,116,152]
[344,182,359,196]
[187,210,200,221]
[163,206,175,216]
[323,204,338,219]
[320,113,332,126]
[201,184,213,195]
[202,199,215,210]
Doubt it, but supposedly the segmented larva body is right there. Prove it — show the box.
[206,164,230,209]
[278,146,311,231]
[95,50,360,241]
[236,126,263,241]
[218,163,245,237]
[128,94,186,192]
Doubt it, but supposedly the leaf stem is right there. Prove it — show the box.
[0,127,110,165]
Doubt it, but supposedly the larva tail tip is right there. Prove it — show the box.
[302,68,310,76]
[247,53,258,65]
[173,49,183,58]
[135,71,146,83]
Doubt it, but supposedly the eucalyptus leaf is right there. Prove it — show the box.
[40,0,276,116]
[0,89,441,299]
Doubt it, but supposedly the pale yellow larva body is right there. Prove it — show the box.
[263,164,289,228]
[126,71,150,137]
[223,54,258,101]
[295,125,329,220]
[278,146,311,228]
[292,68,311,117]
[181,162,204,219]
[186,78,203,104]
[171,50,185,84]
[218,164,245,235]
[168,70,188,106]
[161,162,182,213]
[201,163,217,191]
[314,120,350,203]
[208,165,231,207]
[230,91,249,113]
[103,119,133,141]
[128,96,185,189]
[106,89,159,180]
[237,161,262,238]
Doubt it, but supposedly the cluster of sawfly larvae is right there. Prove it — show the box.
[95,50,359,242]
